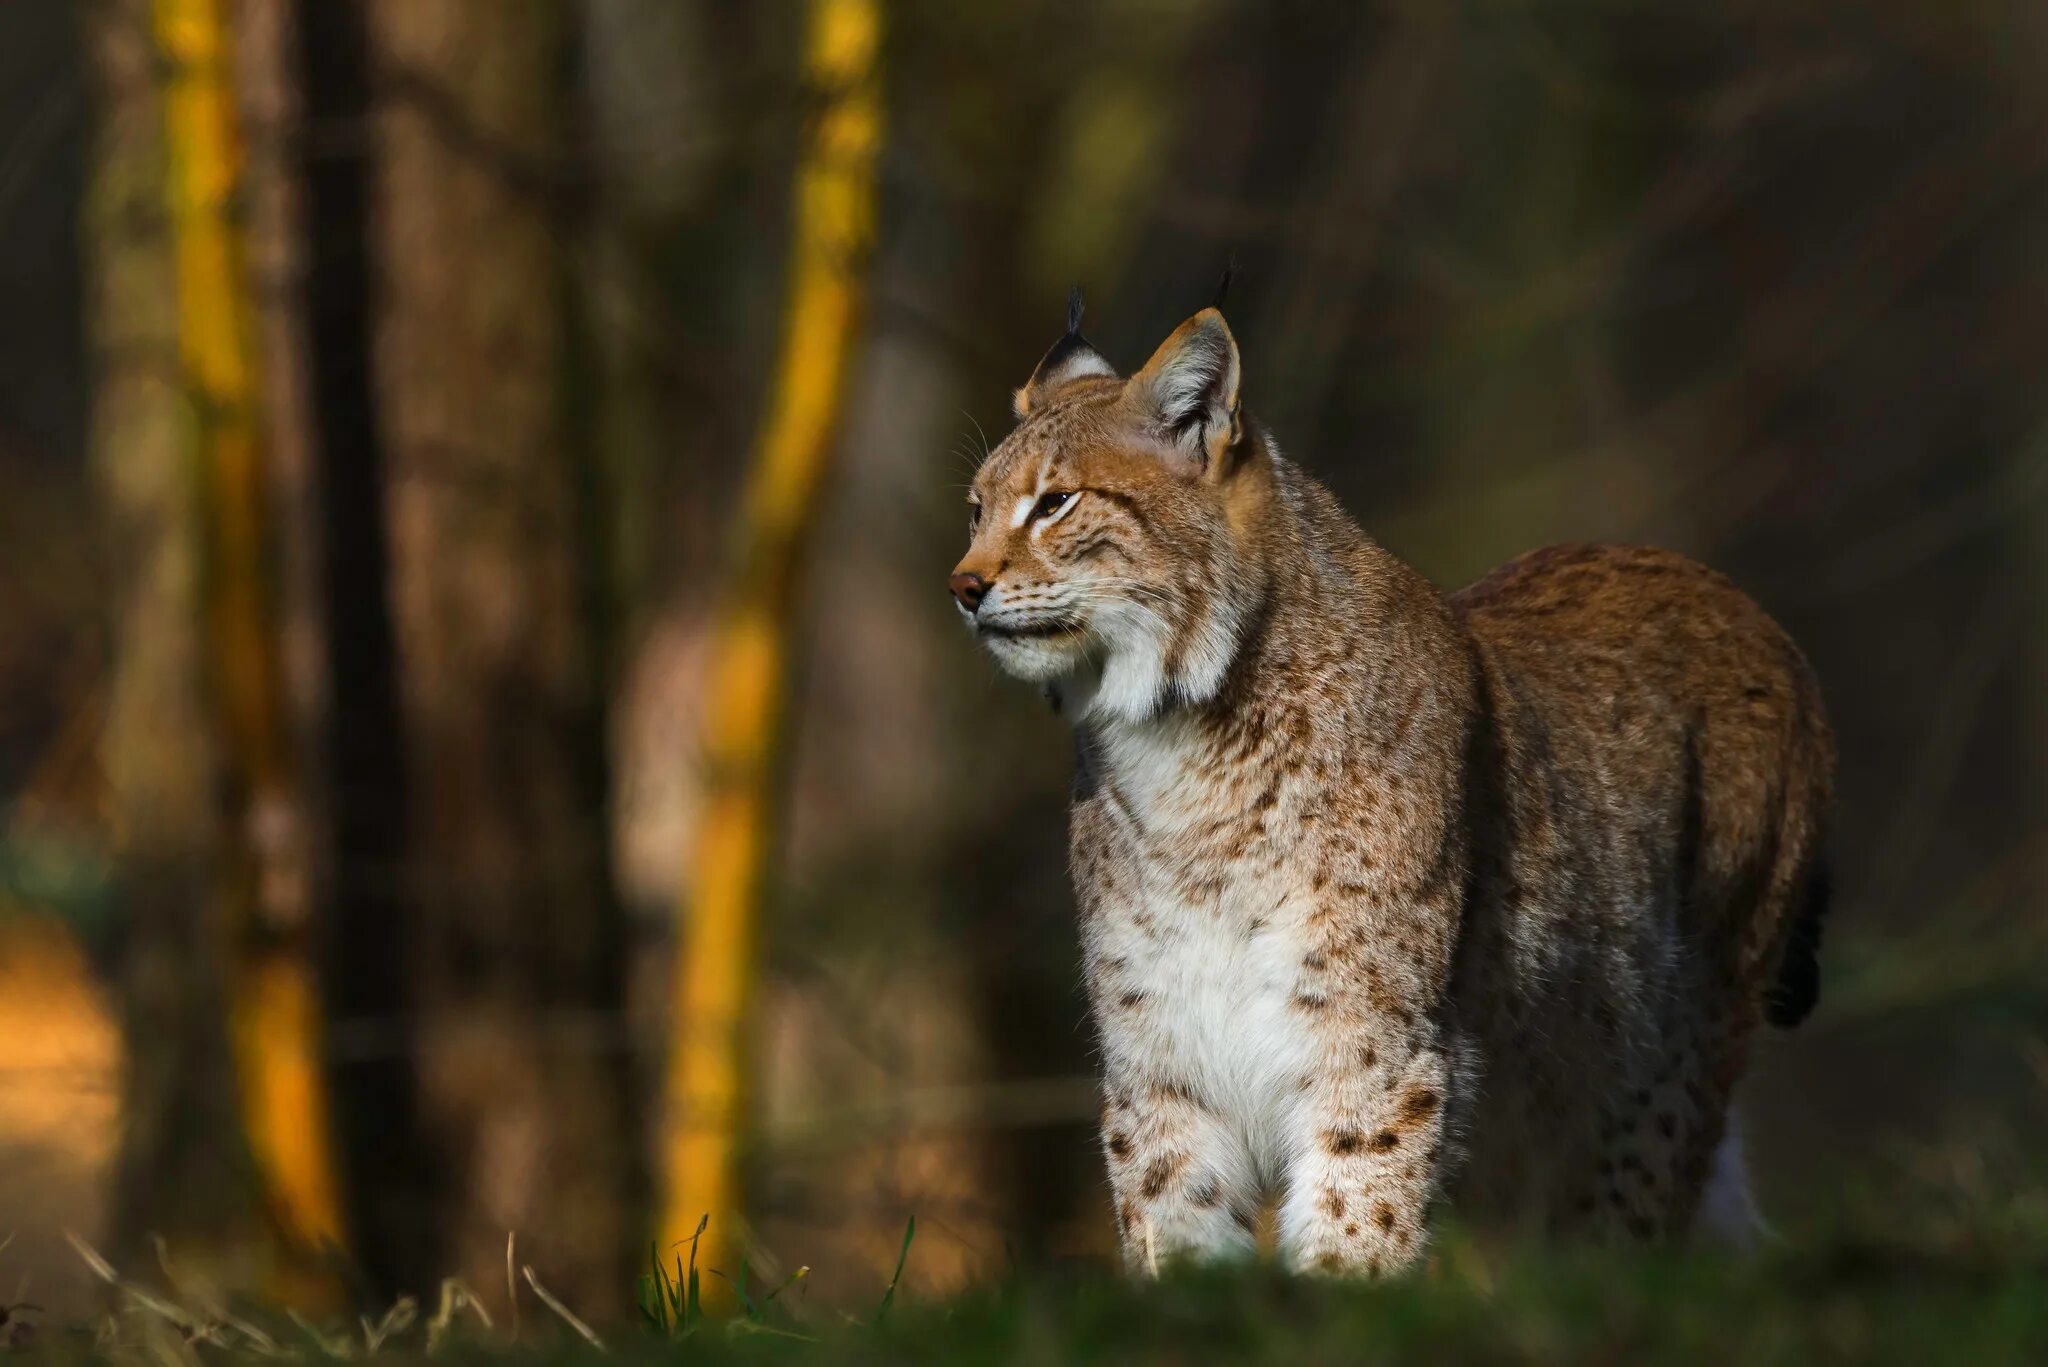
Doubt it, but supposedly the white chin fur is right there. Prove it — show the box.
[981,630,1087,683]
[1072,599,1173,725]
[978,590,1244,726]
[1087,636,1168,723]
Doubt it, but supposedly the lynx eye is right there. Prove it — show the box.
[1031,490,1075,522]
[967,500,982,532]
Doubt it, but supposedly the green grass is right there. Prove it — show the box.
[25,1195,2048,1366]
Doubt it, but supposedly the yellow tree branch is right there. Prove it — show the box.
[153,0,345,1290]
[659,0,883,1296]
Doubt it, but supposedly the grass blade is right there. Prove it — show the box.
[686,1214,708,1327]
[521,1266,604,1351]
[763,1265,810,1307]
[876,1216,916,1323]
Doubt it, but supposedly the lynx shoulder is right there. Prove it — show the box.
[951,300,1834,1274]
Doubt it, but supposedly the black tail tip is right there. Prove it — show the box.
[1764,860,1830,1028]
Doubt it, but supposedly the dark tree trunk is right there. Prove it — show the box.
[346,0,634,1313]
[295,0,448,1303]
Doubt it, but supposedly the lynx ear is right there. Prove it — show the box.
[1013,285,1118,418]
[1125,308,1241,476]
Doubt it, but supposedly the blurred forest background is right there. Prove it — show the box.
[1,0,2046,1329]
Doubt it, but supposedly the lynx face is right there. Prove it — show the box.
[950,311,1262,721]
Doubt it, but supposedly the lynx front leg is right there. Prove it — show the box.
[1277,1019,1452,1276]
[1102,1076,1259,1273]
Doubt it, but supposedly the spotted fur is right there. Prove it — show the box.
[951,306,1835,1276]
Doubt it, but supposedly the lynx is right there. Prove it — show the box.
[949,295,1835,1275]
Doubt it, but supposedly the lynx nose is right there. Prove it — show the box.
[949,570,987,613]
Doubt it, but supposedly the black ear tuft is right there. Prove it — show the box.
[1211,254,1237,311]
[1033,329,1099,379]
[1015,288,1117,417]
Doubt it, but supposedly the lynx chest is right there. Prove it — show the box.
[1073,730,1318,1178]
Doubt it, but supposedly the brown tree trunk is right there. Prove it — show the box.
[86,0,258,1273]
[87,0,346,1299]
[85,0,303,1287]
[362,0,633,1312]
[156,0,347,1296]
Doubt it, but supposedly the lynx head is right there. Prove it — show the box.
[950,294,1270,723]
